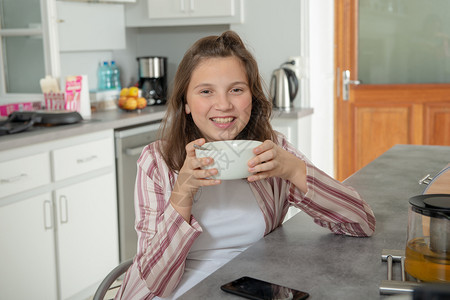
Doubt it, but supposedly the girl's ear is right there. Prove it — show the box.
[185,103,191,114]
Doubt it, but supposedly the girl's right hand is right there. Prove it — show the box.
[170,138,221,221]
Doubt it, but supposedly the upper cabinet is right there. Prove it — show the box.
[56,1,126,52]
[0,0,59,100]
[125,0,243,27]
[149,0,235,19]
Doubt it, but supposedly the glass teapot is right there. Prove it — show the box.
[405,194,450,282]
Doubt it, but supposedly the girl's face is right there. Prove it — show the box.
[185,56,252,142]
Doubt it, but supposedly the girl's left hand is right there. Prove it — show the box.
[247,140,307,193]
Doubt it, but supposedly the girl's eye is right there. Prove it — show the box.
[231,88,243,93]
[200,90,212,94]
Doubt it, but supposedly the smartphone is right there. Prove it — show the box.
[220,276,309,300]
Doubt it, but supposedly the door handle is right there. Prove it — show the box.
[76,155,98,164]
[342,70,361,101]
[180,0,185,12]
[125,145,146,156]
[43,200,53,230]
[59,195,69,224]
[0,173,27,184]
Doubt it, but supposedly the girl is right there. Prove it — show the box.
[116,30,375,299]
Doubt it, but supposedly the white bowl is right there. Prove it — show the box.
[195,140,262,180]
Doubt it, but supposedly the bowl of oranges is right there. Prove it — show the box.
[118,87,147,111]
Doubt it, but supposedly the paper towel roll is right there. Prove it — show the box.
[79,75,91,118]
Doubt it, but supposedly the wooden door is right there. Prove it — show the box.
[334,0,450,181]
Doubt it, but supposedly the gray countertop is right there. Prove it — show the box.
[180,144,450,300]
[0,106,167,152]
[271,107,314,119]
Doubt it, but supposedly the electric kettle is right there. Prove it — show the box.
[270,65,299,110]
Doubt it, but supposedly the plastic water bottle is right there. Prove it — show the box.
[97,61,105,90]
[110,60,121,90]
[103,61,112,90]
[97,61,112,90]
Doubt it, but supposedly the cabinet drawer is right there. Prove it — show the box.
[0,152,51,198]
[52,138,114,181]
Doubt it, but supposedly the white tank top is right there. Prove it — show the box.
[160,179,265,299]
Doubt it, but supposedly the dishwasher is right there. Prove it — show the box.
[115,121,161,262]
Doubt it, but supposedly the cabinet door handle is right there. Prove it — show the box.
[125,145,147,156]
[59,195,69,224]
[0,173,27,184]
[189,0,194,12]
[43,200,53,230]
[76,155,98,164]
[419,174,433,185]
[180,0,185,12]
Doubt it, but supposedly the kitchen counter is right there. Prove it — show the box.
[0,106,167,152]
[271,106,314,119]
[0,106,314,152]
[179,144,450,299]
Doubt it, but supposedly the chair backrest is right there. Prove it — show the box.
[93,258,133,300]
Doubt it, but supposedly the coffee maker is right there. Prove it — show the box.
[137,56,167,105]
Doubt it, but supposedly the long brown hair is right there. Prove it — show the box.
[159,30,276,172]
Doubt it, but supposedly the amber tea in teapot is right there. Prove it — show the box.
[405,194,450,282]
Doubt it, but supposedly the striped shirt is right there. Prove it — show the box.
[115,133,376,299]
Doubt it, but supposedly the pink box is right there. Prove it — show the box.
[0,102,41,117]
[43,76,84,113]
[44,92,66,111]
[65,76,82,112]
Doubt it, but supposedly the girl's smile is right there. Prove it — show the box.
[185,56,252,142]
[210,116,236,129]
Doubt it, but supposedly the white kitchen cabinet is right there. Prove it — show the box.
[52,137,114,181]
[0,152,51,198]
[271,111,313,223]
[271,112,312,160]
[148,0,234,19]
[125,0,243,27]
[147,0,187,19]
[0,0,60,99]
[0,130,119,300]
[56,173,118,300]
[56,1,126,51]
[0,193,58,300]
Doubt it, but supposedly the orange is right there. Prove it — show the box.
[118,96,127,108]
[137,97,147,109]
[123,97,137,110]
[120,88,129,97]
[128,87,139,98]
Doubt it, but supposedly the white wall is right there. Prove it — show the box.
[60,51,113,91]
[308,0,335,176]
[113,25,228,90]
[231,0,302,105]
